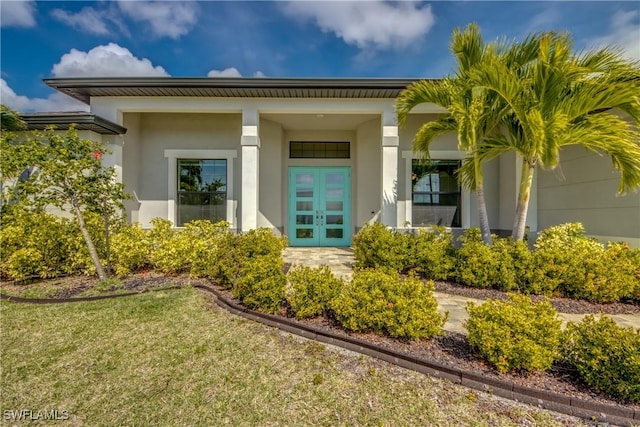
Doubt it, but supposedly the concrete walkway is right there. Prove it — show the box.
[283,247,640,334]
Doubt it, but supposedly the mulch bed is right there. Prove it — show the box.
[3,271,638,413]
[433,280,640,315]
[209,281,640,413]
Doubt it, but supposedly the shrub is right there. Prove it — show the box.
[454,229,517,290]
[352,223,410,273]
[411,227,456,281]
[233,256,286,314]
[211,233,244,288]
[2,247,44,281]
[0,210,84,279]
[505,239,541,293]
[286,265,343,318]
[213,228,287,288]
[532,224,635,302]
[562,315,640,402]
[185,220,230,278]
[465,294,562,373]
[110,223,151,276]
[331,269,446,340]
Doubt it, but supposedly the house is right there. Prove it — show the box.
[23,77,640,247]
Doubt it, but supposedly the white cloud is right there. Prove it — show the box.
[50,6,110,35]
[1,78,88,113]
[588,10,640,61]
[0,0,36,27]
[207,67,242,78]
[207,68,266,77]
[117,0,198,39]
[281,0,435,49]
[51,43,169,77]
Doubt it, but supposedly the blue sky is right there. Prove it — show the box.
[1,1,639,112]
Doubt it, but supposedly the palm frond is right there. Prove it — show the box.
[412,116,458,156]
[396,79,453,127]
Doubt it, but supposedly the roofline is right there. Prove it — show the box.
[44,77,426,104]
[20,113,127,135]
[44,76,421,89]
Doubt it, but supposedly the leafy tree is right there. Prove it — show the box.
[471,31,640,241]
[1,127,128,280]
[397,24,510,244]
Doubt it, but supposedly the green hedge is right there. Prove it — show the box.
[562,315,640,402]
[0,210,103,280]
[286,265,343,319]
[466,294,562,373]
[331,269,446,340]
[352,222,639,303]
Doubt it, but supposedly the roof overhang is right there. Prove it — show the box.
[20,112,127,135]
[44,77,424,104]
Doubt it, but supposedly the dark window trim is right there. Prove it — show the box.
[176,158,228,227]
[289,141,350,159]
[411,159,462,227]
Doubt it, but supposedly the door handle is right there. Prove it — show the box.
[320,210,324,226]
[316,210,320,226]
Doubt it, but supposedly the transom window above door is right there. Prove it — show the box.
[177,159,227,226]
[289,141,350,159]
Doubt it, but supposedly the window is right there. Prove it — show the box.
[412,159,461,227]
[289,141,350,158]
[177,159,227,226]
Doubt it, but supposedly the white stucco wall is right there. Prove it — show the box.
[355,118,381,228]
[133,112,241,227]
[258,118,283,232]
[537,145,640,246]
[122,113,141,223]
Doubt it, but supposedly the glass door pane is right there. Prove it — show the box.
[289,167,351,247]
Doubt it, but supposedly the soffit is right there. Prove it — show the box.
[261,113,378,131]
[44,77,425,105]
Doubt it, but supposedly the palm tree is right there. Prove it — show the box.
[470,31,640,241]
[1,105,26,131]
[397,23,510,244]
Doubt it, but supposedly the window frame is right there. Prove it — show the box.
[289,141,350,159]
[411,159,462,227]
[176,159,228,227]
[164,149,237,227]
[402,150,471,228]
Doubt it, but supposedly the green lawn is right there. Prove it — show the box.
[1,288,583,426]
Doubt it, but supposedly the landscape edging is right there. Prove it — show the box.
[194,284,637,427]
[1,284,635,426]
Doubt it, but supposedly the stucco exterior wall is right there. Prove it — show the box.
[537,145,640,246]
[122,113,141,223]
[258,118,283,233]
[133,112,241,227]
[355,118,381,228]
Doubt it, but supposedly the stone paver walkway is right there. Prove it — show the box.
[283,247,640,334]
[283,247,355,280]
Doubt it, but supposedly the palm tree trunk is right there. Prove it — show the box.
[72,201,107,280]
[475,156,493,245]
[512,159,535,241]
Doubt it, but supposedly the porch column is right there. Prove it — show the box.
[241,108,260,232]
[381,110,399,227]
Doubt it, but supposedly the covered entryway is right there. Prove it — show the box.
[288,166,351,246]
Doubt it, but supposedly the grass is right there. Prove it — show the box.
[1,288,584,426]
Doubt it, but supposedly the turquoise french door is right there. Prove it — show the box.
[288,167,351,246]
